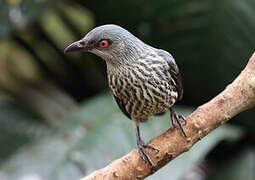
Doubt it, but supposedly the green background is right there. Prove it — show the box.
[0,0,254,179]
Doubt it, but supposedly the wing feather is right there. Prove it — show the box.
[113,95,131,119]
[157,50,183,101]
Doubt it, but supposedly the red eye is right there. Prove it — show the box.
[99,40,110,48]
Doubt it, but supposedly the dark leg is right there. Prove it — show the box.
[170,108,187,137]
[135,122,157,166]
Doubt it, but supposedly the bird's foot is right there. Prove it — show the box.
[170,110,187,137]
[137,139,158,166]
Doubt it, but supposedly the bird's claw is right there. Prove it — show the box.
[176,114,186,125]
[137,139,158,166]
[138,139,159,152]
[171,110,187,137]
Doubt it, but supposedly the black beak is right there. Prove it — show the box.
[64,41,85,53]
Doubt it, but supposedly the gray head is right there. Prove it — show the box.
[64,24,148,65]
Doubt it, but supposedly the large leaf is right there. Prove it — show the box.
[0,93,243,180]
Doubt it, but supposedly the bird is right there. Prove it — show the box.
[64,24,186,166]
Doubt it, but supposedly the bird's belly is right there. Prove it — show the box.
[112,80,177,119]
[126,97,170,119]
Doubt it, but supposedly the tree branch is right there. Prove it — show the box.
[80,52,255,180]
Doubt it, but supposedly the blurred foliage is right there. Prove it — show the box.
[0,0,255,179]
[0,94,244,180]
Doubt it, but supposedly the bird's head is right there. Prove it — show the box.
[64,24,147,65]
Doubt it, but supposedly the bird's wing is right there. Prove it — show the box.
[157,49,183,101]
[113,95,131,119]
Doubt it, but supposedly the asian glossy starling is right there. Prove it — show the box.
[64,24,186,166]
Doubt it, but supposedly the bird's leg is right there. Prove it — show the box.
[134,121,157,166]
[170,108,187,137]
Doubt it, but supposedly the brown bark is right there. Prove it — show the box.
[80,52,255,180]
